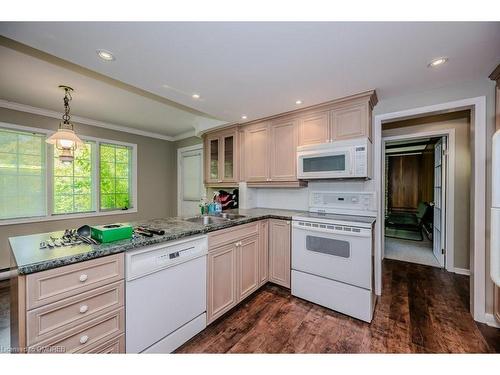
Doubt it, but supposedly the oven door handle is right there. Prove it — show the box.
[292,221,371,238]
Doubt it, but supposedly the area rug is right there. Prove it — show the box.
[385,227,423,241]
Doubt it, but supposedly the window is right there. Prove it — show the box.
[0,123,136,224]
[53,142,95,214]
[100,143,132,210]
[0,128,46,220]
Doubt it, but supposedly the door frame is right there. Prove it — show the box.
[382,129,456,270]
[177,144,204,217]
[373,96,487,323]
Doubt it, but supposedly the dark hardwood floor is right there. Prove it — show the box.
[0,260,498,353]
[177,259,500,353]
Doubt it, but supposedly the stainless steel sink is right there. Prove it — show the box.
[218,213,247,220]
[183,213,247,225]
[183,216,228,225]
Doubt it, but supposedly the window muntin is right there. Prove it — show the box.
[53,142,95,214]
[0,125,136,223]
[100,143,132,211]
[0,128,46,220]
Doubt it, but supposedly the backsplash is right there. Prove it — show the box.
[239,180,377,211]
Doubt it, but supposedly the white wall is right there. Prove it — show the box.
[250,77,497,315]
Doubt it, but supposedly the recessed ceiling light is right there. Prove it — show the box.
[241,115,248,120]
[192,93,200,99]
[295,100,303,105]
[428,57,448,68]
[96,49,115,61]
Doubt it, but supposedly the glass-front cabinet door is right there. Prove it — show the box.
[222,133,235,181]
[204,127,239,185]
[205,135,220,183]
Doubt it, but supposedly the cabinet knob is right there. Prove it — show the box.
[79,305,89,314]
[79,274,88,282]
[79,335,89,344]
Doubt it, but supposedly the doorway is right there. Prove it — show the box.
[373,97,486,323]
[383,136,447,268]
[177,144,204,217]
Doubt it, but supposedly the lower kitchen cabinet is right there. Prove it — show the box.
[207,231,261,324]
[206,219,290,324]
[258,220,269,286]
[10,253,125,353]
[237,235,260,301]
[207,243,238,323]
[268,219,291,288]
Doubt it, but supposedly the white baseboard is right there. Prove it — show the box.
[484,313,500,328]
[0,269,15,281]
[454,267,471,276]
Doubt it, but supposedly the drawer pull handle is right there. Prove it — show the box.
[79,274,88,282]
[79,335,89,344]
[79,305,89,314]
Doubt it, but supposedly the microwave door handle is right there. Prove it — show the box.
[347,151,354,174]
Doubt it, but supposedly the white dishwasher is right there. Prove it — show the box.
[125,235,207,353]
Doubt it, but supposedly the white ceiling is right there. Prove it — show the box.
[0,43,225,139]
[1,22,499,131]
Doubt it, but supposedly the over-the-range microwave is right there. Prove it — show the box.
[297,137,372,180]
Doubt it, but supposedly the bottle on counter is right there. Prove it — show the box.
[213,192,222,214]
[199,196,209,215]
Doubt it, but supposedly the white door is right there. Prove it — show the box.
[177,145,204,217]
[433,137,446,267]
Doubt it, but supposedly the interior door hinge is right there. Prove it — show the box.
[441,248,445,254]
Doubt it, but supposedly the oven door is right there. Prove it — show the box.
[297,149,352,179]
[292,222,372,289]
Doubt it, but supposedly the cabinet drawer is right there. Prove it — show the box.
[208,222,259,250]
[86,334,125,353]
[27,281,124,345]
[26,254,124,309]
[31,308,124,354]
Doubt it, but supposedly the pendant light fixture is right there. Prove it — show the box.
[46,85,83,164]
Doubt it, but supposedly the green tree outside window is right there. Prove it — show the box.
[100,143,131,210]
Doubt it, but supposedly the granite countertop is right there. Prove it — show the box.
[9,208,305,275]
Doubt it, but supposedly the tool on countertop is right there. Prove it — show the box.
[136,226,166,236]
[134,228,154,237]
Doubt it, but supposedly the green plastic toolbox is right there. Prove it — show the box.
[90,223,133,243]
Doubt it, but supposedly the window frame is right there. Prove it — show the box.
[0,122,138,226]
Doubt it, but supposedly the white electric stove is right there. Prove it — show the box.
[291,191,377,322]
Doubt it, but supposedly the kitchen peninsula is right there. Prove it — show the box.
[9,208,308,353]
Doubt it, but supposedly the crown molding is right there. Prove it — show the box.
[0,99,202,142]
[0,36,221,122]
[172,129,199,141]
[489,63,500,84]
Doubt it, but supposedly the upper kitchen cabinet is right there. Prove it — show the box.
[270,118,299,181]
[218,90,377,188]
[242,122,270,183]
[330,91,378,141]
[298,111,329,146]
[297,91,378,145]
[242,119,306,187]
[203,126,239,187]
